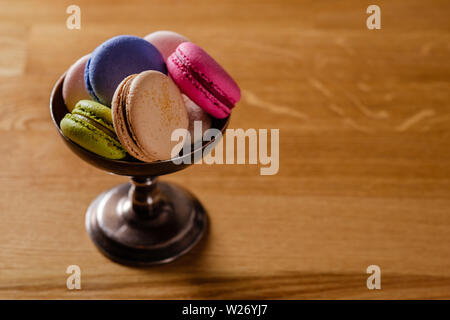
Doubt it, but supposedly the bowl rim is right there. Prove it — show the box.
[49,73,230,166]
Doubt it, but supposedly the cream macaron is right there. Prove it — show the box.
[62,54,92,111]
[111,70,188,162]
[183,94,212,145]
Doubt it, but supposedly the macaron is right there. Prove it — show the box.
[167,42,241,119]
[85,35,166,106]
[62,54,91,112]
[144,30,189,61]
[183,95,211,145]
[60,100,127,159]
[112,70,188,162]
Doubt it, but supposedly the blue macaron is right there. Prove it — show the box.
[84,35,166,106]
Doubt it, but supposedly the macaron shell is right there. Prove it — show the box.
[86,35,167,106]
[126,71,188,161]
[167,42,240,119]
[61,114,126,159]
[62,54,91,111]
[177,42,240,105]
[144,30,189,61]
[167,53,228,118]
[84,57,99,103]
[111,74,151,161]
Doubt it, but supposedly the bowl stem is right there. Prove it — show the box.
[129,176,165,220]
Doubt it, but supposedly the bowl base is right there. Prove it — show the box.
[85,181,207,266]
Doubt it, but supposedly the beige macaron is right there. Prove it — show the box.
[111,70,188,162]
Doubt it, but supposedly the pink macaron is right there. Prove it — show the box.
[167,42,241,119]
[144,30,189,61]
[62,54,91,111]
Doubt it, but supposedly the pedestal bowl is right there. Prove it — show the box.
[50,74,229,266]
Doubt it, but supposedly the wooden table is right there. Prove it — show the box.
[1,0,449,299]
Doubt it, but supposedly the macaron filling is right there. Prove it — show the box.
[113,74,155,161]
[120,76,142,151]
[72,102,118,136]
[173,50,235,111]
[71,113,117,140]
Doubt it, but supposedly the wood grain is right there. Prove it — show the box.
[0,0,450,299]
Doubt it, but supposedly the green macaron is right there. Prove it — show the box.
[60,100,127,159]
